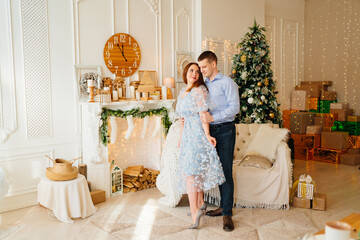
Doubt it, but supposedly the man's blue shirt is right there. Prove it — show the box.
[205,72,240,124]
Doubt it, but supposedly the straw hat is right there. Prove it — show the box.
[45,156,81,181]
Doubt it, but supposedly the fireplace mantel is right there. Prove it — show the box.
[80,99,176,197]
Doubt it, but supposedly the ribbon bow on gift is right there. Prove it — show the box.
[299,174,313,184]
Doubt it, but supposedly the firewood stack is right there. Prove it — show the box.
[122,165,160,193]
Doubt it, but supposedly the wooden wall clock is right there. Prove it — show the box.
[103,33,141,77]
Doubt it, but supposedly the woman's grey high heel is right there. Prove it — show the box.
[188,208,205,229]
[187,203,207,216]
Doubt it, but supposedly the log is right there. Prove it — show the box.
[123,169,141,177]
[126,165,144,173]
[123,181,134,188]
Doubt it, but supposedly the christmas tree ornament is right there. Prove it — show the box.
[124,115,135,140]
[241,106,248,112]
[269,112,275,119]
[241,55,247,63]
[261,95,266,101]
[264,78,269,86]
[247,97,254,104]
[257,82,262,87]
[248,89,253,95]
[259,101,263,105]
[232,69,237,75]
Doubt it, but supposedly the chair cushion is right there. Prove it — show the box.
[244,125,290,163]
[239,155,272,169]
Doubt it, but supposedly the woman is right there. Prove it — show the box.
[175,62,225,229]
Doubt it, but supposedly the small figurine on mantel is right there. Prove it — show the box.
[137,71,156,100]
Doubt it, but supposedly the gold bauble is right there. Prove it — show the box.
[259,101,263,105]
[264,78,269,86]
[257,82,262,87]
[269,112,275,118]
[232,69,237,74]
[241,55,247,63]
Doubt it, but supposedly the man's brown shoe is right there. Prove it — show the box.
[223,216,234,232]
[205,207,223,217]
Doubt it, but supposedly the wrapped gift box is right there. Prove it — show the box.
[306,125,322,135]
[300,81,332,87]
[321,131,349,150]
[320,91,337,101]
[347,116,360,122]
[318,100,337,113]
[291,90,310,110]
[292,195,311,209]
[315,113,338,128]
[308,98,318,110]
[344,122,360,136]
[295,85,323,98]
[298,182,315,200]
[312,193,326,211]
[340,153,360,165]
[348,148,359,154]
[290,112,315,134]
[330,102,349,109]
[314,116,325,128]
[282,110,299,130]
[90,190,106,204]
[330,109,354,122]
[292,134,321,148]
[349,135,360,148]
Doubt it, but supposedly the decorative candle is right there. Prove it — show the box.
[87,80,95,87]
[97,76,101,89]
[142,92,146,97]
[112,90,118,101]
[136,90,141,100]
[129,86,135,99]
[117,88,122,98]
[161,86,167,100]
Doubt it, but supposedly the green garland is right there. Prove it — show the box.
[100,107,172,146]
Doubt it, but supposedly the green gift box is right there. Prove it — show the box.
[332,121,360,135]
[318,100,337,113]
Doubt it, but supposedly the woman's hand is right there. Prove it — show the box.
[206,135,217,147]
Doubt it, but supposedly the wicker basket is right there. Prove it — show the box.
[45,156,81,181]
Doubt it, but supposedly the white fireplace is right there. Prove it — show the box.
[80,100,176,198]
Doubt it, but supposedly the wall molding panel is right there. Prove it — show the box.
[281,19,299,110]
[21,0,53,139]
[0,0,18,144]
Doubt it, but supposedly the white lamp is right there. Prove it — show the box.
[163,77,175,99]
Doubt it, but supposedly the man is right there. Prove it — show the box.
[198,51,240,232]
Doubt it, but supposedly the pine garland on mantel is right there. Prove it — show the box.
[100,107,171,146]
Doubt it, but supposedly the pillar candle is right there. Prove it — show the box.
[97,76,101,89]
[117,88,122,98]
[136,90,141,100]
[162,86,167,100]
[129,86,135,99]
[112,90,118,101]
[87,80,95,87]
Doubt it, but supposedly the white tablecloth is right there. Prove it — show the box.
[38,174,97,223]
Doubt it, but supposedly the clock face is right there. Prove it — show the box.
[103,33,141,77]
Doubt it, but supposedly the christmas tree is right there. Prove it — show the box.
[231,19,282,125]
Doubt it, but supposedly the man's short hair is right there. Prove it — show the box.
[197,51,217,64]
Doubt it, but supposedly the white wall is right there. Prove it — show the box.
[202,0,265,43]
[265,0,305,110]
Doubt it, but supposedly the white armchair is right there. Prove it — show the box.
[206,123,293,210]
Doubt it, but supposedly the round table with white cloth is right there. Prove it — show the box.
[37,174,97,223]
